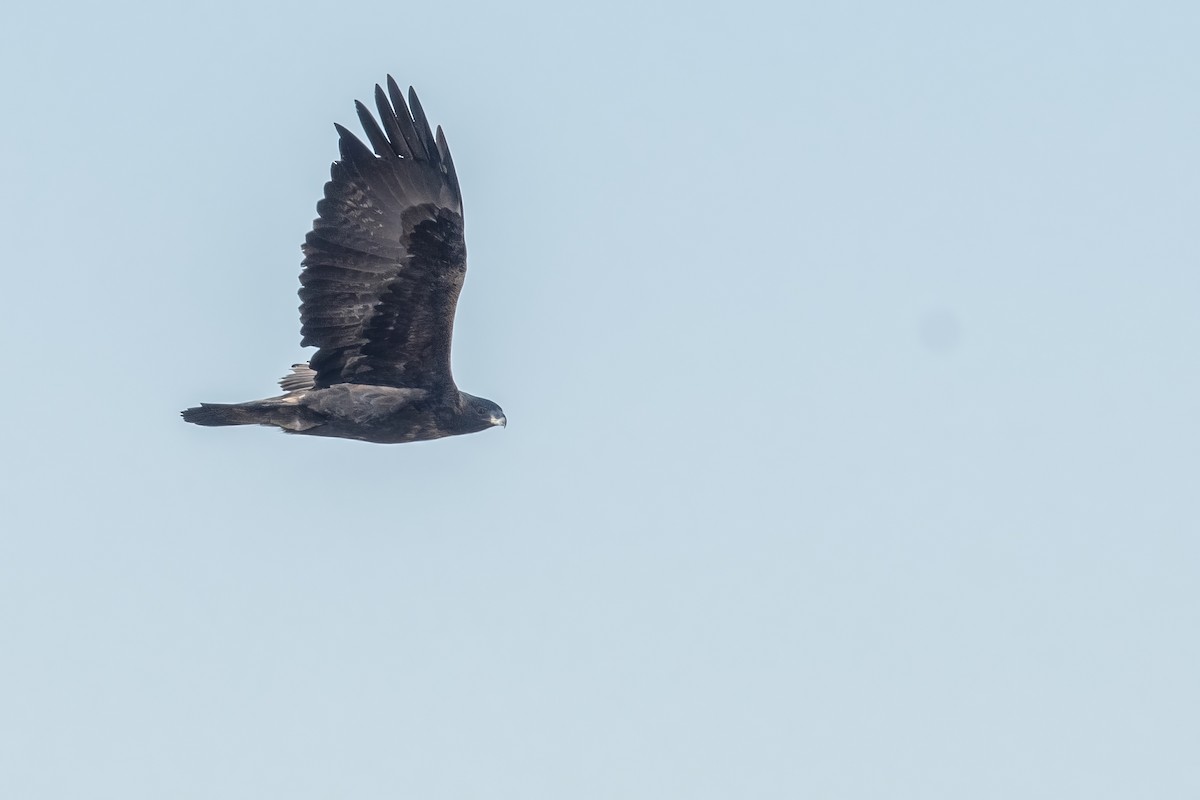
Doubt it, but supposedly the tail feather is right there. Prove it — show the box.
[182,399,322,433]
[181,402,263,427]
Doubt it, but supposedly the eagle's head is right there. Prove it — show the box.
[461,393,506,432]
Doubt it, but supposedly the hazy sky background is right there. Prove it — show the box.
[3,1,1199,797]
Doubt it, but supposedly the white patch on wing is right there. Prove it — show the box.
[279,363,318,392]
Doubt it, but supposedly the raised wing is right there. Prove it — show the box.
[300,77,466,390]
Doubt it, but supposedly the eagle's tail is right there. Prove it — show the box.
[181,398,322,433]
[180,402,266,427]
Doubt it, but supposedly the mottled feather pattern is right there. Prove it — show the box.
[350,206,466,387]
[299,80,465,390]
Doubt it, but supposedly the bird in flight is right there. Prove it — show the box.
[183,77,505,444]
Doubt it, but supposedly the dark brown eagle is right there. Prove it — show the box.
[182,77,505,444]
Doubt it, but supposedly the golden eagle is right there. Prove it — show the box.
[182,78,505,443]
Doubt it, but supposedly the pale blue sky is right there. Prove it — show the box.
[3,1,1199,798]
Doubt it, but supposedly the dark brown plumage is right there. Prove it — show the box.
[182,78,505,443]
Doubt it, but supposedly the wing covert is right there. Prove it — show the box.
[299,78,466,391]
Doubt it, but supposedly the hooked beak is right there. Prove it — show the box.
[490,414,507,428]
